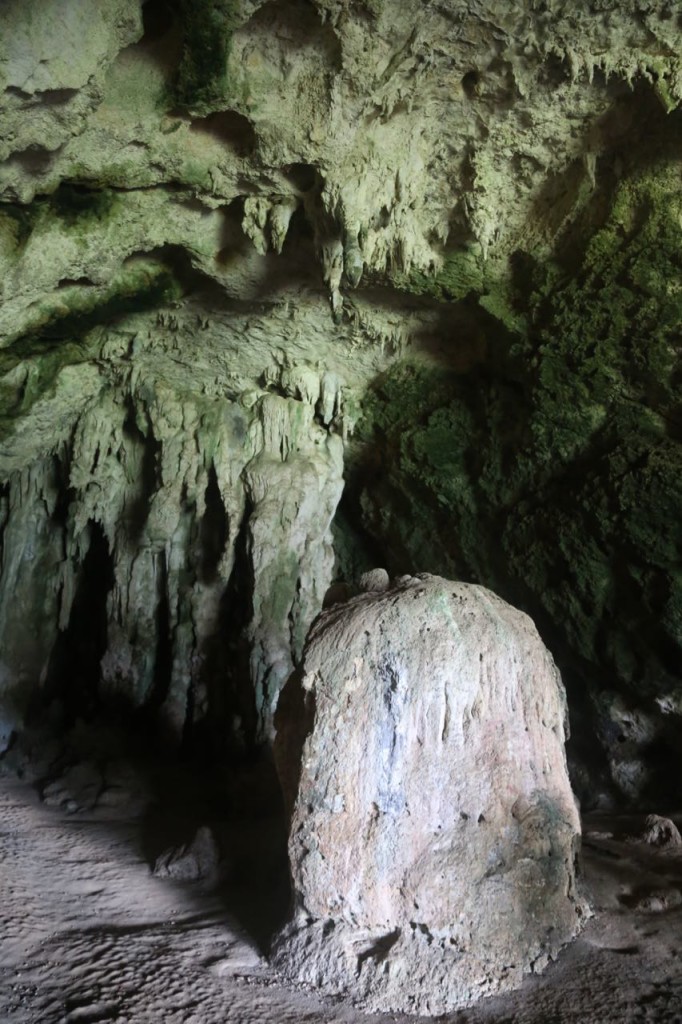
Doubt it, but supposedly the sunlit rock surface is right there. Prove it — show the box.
[273,574,586,1014]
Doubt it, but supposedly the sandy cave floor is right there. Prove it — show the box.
[1,746,681,1024]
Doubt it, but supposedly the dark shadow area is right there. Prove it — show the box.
[281,162,319,194]
[38,88,79,105]
[57,276,96,288]
[120,398,160,542]
[461,69,480,98]
[279,202,319,264]
[545,82,682,274]
[5,86,78,105]
[329,493,389,586]
[133,0,183,77]
[43,522,115,724]
[142,0,177,44]
[134,743,291,952]
[123,243,221,300]
[189,110,257,157]
[144,550,173,717]
[215,195,251,269]
[3,144,57,178]
[197,497,260,758]
[198,464,228,584]
[4,711,291,957]
[50,182,117,225]
[272,668,314,821]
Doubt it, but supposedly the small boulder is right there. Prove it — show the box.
[152,826,220,882]
[358,568,390,593]
[640,815,682,849]
[41,761,103,813]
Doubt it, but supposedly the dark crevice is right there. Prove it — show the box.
[125,243,221,300]
[198,463,228,583]
[282,162,319,193]
[142,0,177,44]
[49,183,117,224]
[145,550,173,714]
[0,482,10,559]
[189,110,257,156]
[284,203,315,245]
[39,88,80,105]
[169,0,241,111]
[461,69,481,98]
[538,52,573,86]
[3,145,56,177]
[5,87,78,104]
[215,196,250,267]
[25,181,198,213]
[121,401,160,542]
[220,496,257,748]
[43,522,114,723]
[356,929,402,972]
[57,277,96,288]
[5,86,32,100]
[196,497,258,760]
[273,668,315,818]
[330,496,386,585]
[118,0,184,82]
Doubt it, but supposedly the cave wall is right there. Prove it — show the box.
[0,379,343,747]
[0,0,680,798]
[353,125,682,803]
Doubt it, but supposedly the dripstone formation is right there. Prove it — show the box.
[0,1,681,801]
[273,575,586,1014]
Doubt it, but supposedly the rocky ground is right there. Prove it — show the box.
[0,733,681,1024]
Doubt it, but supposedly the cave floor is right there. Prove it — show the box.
[0,769,681,1024]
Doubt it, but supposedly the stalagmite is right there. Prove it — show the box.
[273,574,586,1014]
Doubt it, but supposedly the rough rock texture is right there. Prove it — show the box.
[273,574,585,1014]
[639,815,682,850]
[152,825,220,881]
[0,0,680,795]
[0,380,343,744]
[352,140,682,804]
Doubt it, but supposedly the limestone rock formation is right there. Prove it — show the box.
[0,380,343,744]
[0,0,681,799]
[273,574,585,1014]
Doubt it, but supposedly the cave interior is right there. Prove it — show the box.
[0,0,681,1021]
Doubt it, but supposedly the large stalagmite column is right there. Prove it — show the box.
[273,574,587,1014]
